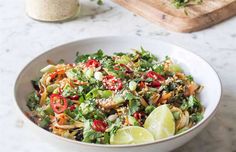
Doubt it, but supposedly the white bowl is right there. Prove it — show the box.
[14,36,222,152]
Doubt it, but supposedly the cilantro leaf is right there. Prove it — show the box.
[190,113,203,123]
[27,91,40,111]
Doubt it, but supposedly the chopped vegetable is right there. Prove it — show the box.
[50,94,68,114]
[26,48,204,144]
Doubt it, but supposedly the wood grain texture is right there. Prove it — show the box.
[113,0,236,32]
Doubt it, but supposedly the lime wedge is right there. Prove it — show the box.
[144,104,175,140]
[110,126,154,145]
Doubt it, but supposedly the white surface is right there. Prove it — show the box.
[0,0,235,152]
[14,37,221,152]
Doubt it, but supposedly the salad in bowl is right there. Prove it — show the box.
[26,48,204,145]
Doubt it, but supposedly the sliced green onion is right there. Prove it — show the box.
[113,95,125,104]
[40,65,56,73]
[46,84,59,93]
[172,111,180,120]
[99,90,113,98]
[129,81,137,91]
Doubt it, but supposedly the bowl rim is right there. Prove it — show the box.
[14,36,222,148]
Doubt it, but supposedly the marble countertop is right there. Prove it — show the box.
[0,0,235,151]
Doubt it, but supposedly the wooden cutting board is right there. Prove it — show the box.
[113,0,236,32]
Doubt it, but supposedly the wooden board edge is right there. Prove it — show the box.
[113,0,236,33]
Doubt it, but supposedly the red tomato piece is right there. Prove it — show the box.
[146,71,165,81]
[102,75,123,91]
[92,120,107,132]
[68,95,79,100]
[69,105,76,111]
[50,94,68,114]
[85,59,101,68]
[133,112,145,120]
[139,81,146,89]
[149,81,161,88]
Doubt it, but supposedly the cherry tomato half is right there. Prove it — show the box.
[69,105,76,111]
[50,94,68,114]
[92,120,107,132]
[85,59,101,68]
[68,95,79,100]
[146,71,165,81]
[102,75,123,91]
[148,81,161,88]
[133,112,145,120]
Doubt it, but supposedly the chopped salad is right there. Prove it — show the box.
[26,48,204,144]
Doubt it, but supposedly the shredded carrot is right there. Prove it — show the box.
[159,92,172,103]
[57,114,68,125]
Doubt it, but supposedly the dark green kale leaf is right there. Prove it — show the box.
[27,91,40,111]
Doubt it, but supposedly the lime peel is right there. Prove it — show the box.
[110,126,154,145]
[144,104,175,140]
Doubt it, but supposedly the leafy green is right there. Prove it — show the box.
[180,100,188,110]
[114,52,126,56]
[153,64,164,75]
[86,88,99,100]
[186,75,194,81]
[38,116,50,128]
[104,132,110,144]
[129,100,140,115]
[138,59,154,71]
[125,92,139,101]
[82,120,104,143]
[79,100,105,119]
[31,79,40,90]
[115,55,131,64]
[27,91,39,111]
[188,95,201,110]
[145,105,155,114]
[180,96,202,112]
[92,49,104,60]
[62,84,77,97]
[172,0,203,8]
[98,90,113,98]
[75,52,89,63]
[124,92,141,115]
[106,118,122,135]
[76,49,104,63]
[190,113,203,123]
[172,111,180,120]
[140,47,157,62]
